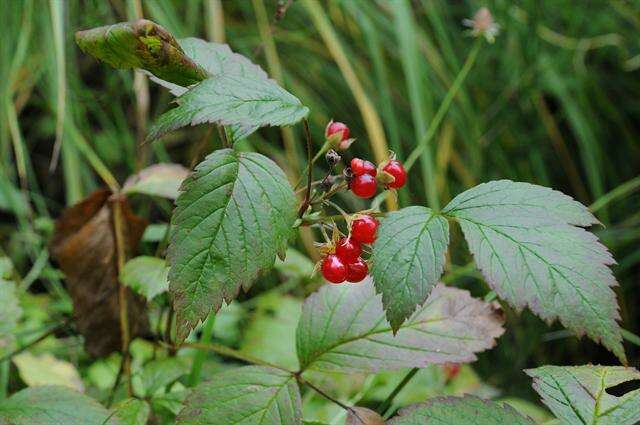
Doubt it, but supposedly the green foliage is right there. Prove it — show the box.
[0,386,115,425]
[112,398,151,425]
[121,256,169,301]
[12,352,83,392]
[0,257,21,356]
[240,292,302,371]
[296,279,503,373]
[168,149,297,342]
[388,395,535,424]
[75,20,207,86]
[371,206,449,331]
[123,163,190,200]
[177,366,302,425]
[443,180,625,361]
[527,365,640,425]
[146,73,309,142]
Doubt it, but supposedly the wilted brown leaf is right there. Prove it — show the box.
[50,189,149,357]
[346,407,386,425]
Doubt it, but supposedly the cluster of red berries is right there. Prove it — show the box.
[321,215,379,284]
[349,158,407,199]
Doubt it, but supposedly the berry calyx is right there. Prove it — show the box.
[350,174,377,198]
[346,258,368,283]
[335,237,362,262]
[321,254,347,284]
[325,121,350,141]
[350,158,377,177]
[351,215,379,244]
[382,160,407,189]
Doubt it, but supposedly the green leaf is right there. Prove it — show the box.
[526,365,640,425]
[123,163,190,199]
[296,278,503,373]
[168,149,297,342]
[176,366,302,425]
[141,358,189,396]
[0,386,115,425]
[121,256,169,301]
[388,395,535,424]
[13,353,84,392]
[0,257,21,356]
[442,179,625,362]
[240,293,302,371]
[370,206,449,331]
[151,38,269,96]
[113,398,150,425]
[146,74,308,142]
[75,19,207,86]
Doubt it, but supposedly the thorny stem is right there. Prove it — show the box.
[112,196,132,397]
[378,367,419,417]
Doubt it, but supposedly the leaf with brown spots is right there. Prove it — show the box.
[50,189,149,357]
[75,19,208,87]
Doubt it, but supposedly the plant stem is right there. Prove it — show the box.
[0,320,70,364]
[301,0,396,211]
[48,0,66,173]
[188,313,216,387]
[161,341,294,374]
[298,119,314,217]
[299,377,359,418]
[405,38,483,179]
[590,175,640,213]
[378,367,419,417]
[112,196,132,397]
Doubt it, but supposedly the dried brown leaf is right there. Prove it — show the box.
[50,189,149,357]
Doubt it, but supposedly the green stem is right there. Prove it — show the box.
[189,313,216,387]
[295,141,330,190]
[590,175,640,213]
[378,367,419,417]
[405,38,483,178]
[621,329,640,347]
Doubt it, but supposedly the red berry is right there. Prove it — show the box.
[326,121,349,141]
[346,258,368,283]
[443,362,461,380]
[350,158,377,177]
[335,237,362,262]
[350,174,377,198]
[321,254,347,284]
[383,160,407,189]
[351,215,379,244]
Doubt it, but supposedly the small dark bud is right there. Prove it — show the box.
[325,149,341,167]
[320,175,337,192]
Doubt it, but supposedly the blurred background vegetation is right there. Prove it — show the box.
[1,0,639,423]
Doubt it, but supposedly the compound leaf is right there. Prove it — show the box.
[388,395,534,424]
[0,386,115,425]
[75,20,207,86]
[526,365,640,425]
[176,366,301,425]
[296,279,503,373]
[370,206,449,332]
[442,180,625,362]
[147,74,308,142]
[121,256,169,301]
[169,149,296,342]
